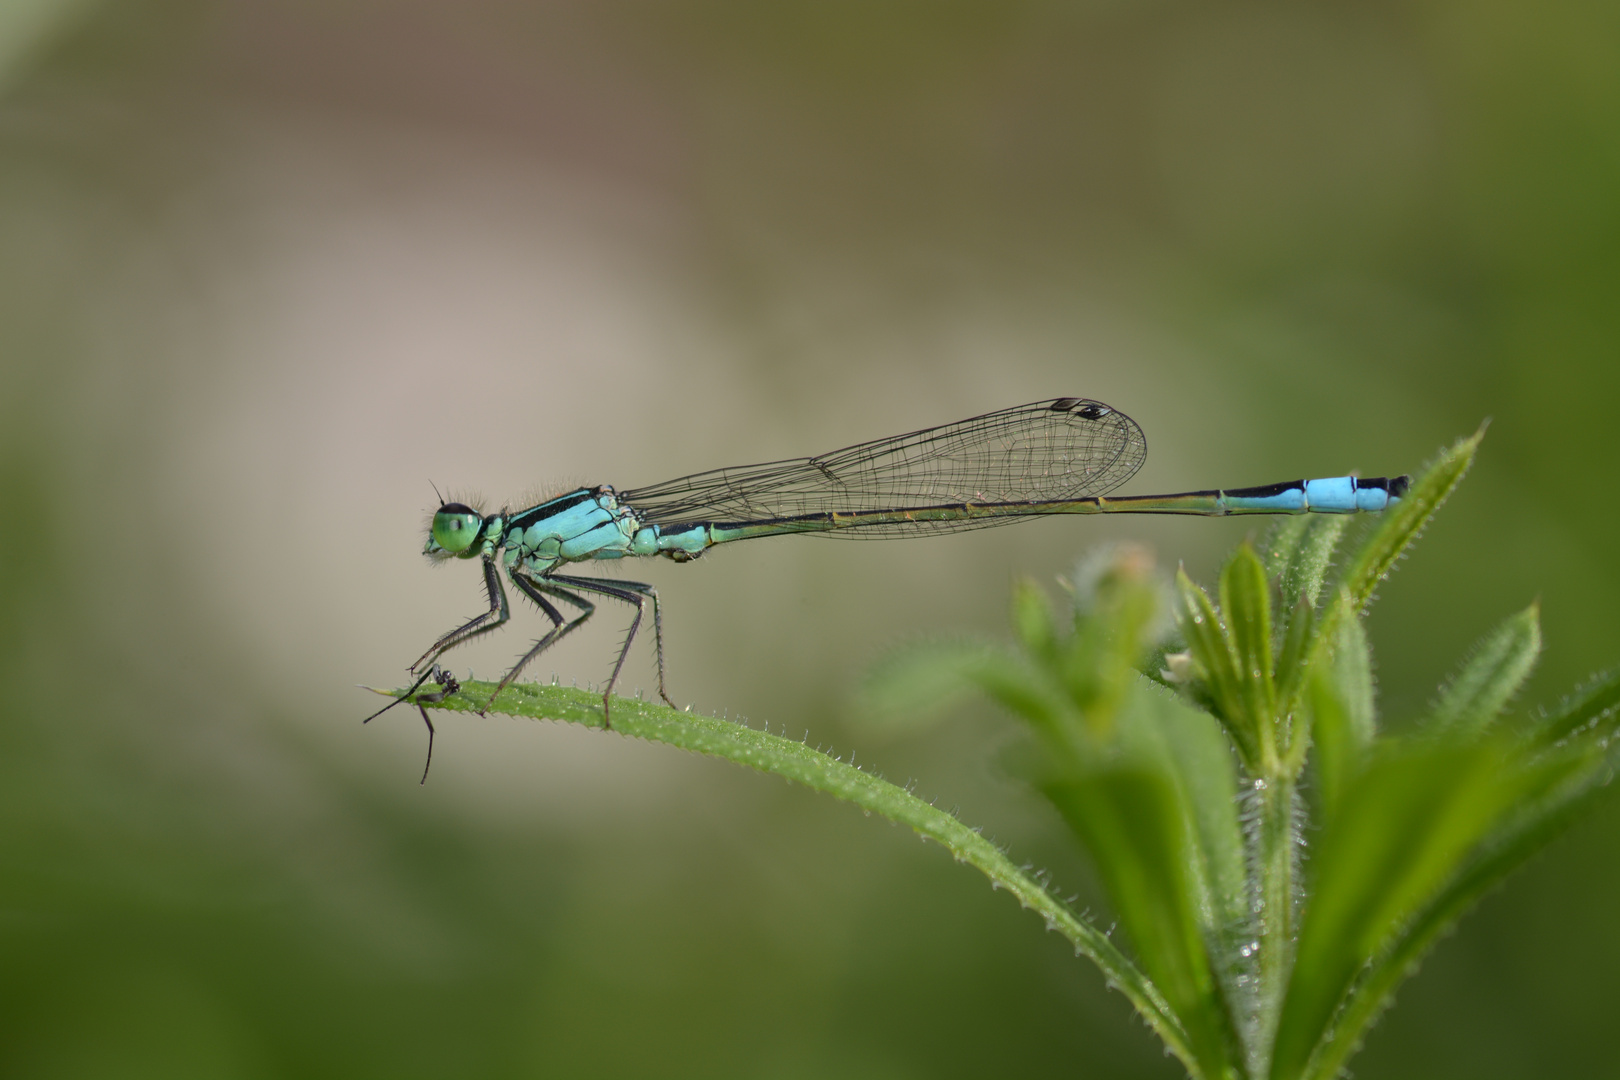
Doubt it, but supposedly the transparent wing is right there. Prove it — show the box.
[620,398,1147,538]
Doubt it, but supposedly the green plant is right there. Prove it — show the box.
[389,429,1620,1079]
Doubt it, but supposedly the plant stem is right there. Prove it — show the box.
[1251,771,1297,1076]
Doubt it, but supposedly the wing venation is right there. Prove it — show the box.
[620,398,1146,539]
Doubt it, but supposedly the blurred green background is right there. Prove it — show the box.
[1,2,1616,1076]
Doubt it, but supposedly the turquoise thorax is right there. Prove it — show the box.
[489,486,714,572]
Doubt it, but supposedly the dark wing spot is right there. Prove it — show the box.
[1049,398,1112,419]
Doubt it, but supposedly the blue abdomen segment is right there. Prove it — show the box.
[1221,475,1408,514]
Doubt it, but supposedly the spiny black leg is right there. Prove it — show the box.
[410,555,510,676]
[361,666,437,726]
[367,664,457,783]
[486,570,596,714]
[408,666,461,783]
[552,576,676,709]
[548,574,672,726]
[601,578,676,709]
[414,706,435,785]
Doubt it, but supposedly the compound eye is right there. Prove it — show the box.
[430,504,481,554]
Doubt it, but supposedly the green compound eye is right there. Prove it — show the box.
[430,503,482,554]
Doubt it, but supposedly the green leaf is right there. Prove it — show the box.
[1012,576,1057,660]
[1104,680,1252,1070]
[970,653,1072,740]
[1043,758,1244,1080]
[381,678,1198,1071]
[1220,542,1279,763]
[1306,609,1375,820]
[1176,567,1259,769]
[1262,517,1345,732]
[1527,666,1620,750]
[1060,546,1165,736]
[1291,738,1600,1080]
[859,617,1072,740]
[1271,736,1570,1080]
[1132,681,1249,938]
[1340,426,1483,614]
[1263,513,1349,613]
[1426,604,1541,737]
[1272,596,1315,716]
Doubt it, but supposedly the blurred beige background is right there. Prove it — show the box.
[2,3,1617,1077]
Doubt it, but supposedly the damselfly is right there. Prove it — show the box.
[366,397,1407,755]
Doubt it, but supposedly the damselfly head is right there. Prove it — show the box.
[424,502,484,558]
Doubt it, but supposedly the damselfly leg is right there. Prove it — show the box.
[494,571,674,727]
[410,555,509,677]
[493,572,595,711]
[363,664,460,784]
[550,574,677,716]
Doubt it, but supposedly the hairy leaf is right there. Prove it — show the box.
[1177,567,1259,769]
[1528,666,1620,750]
[1306,609,1376,820]
[1427,604,1541,737]
[1044,760,1244,1080]
[1273,596,1316,711]
[1221,542,1279,763]
[1297,741,1603,1080]
[1341,428,1482,613]
[1271,736,1569,1080]
[1133,681,1249,938]
[380,678,1198,1070]
[1263,513,1349,613]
